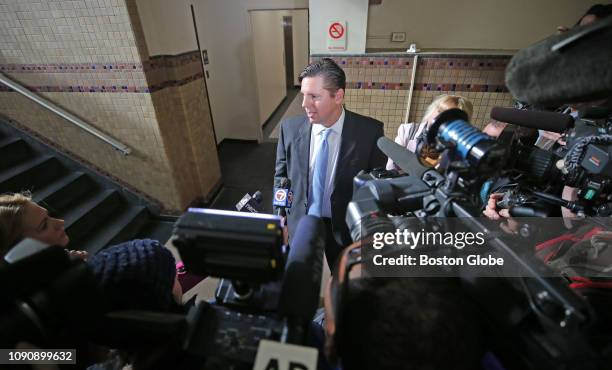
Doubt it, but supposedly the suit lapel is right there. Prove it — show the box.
[295,117,312,198]
[332,110,358,196]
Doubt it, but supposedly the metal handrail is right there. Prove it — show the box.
[0,73,131,155]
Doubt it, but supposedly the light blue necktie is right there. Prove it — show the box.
[308,129,331,217]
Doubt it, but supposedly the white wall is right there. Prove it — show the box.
[292,9,309,86]
[309,0,369,54]
[251,10,288,125]
[135,0,198,55]
[366,0,603,51]
[193,0,308,143]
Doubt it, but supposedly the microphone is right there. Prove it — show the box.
[490,107,574,133]
[235,190,264,213]
[273,177,293,216]
[278,215,325,345]
[377,136,428,177]
[505,17,612,106]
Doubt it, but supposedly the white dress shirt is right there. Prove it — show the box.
[307,108,345,218]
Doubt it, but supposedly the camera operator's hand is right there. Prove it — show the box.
[68,249,89,260]
[539,130,566,146]
[281,216,289,245]
[483,193,509,220]
[483,193,520,235]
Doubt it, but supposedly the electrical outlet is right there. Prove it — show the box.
[391,32,406,42]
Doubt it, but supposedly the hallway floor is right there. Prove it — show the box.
[209,87,301,213]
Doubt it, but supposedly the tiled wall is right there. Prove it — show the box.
[0,0,220,210]
[312,54,515,138]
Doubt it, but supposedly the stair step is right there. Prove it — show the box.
[63,189,123,247]
[0,155,66,194]
[32,172,98,215]
[80,205,150,255]
[135,217,178,245]
[0,137,32,170]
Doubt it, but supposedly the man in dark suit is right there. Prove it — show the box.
[274,58,386,269]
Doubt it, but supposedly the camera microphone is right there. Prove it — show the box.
[273,177,293,217]
[236,190,264,213]
[279,215,325,345]
[376,137,428,177]
[505,17,612,106]
[490,107,574,133]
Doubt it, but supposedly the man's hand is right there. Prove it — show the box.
[483,193,509,220]
[483,193,519,235]
[68,249,89,260]
[281,216,289,246]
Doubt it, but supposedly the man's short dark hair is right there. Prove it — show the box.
[584,4,612,19]
[298,58,346,93]
[338,277,482,370]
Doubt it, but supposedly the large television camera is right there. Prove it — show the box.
[488,107,612,217]
[0,210,325,369]
[345,105,612,369]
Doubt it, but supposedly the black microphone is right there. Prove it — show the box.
[490,107,574,133]
[235,190,264,213]
[505,17,612,106]
[278,215,325,345]
[273,177,292,217]
[377,136,428,177]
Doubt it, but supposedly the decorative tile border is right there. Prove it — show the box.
[0,85,149,93]
[0,51,201,74]
[312,54,511,70]
[346,81,508,92]
[148,72,204,93]
[146,51,202,70]
[0,51,203,93]
[0,71,204,94]
[0,63,144,73]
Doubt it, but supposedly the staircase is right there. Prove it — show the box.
[0,119,177,255]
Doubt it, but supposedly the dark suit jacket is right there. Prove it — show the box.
[274,109,386,246]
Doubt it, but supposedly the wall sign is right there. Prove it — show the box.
[326,21,347,51]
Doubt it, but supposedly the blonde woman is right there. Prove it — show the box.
[0,192,81,257]
[386,94,473,170]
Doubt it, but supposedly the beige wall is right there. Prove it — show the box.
[251,10,288,125]
[310,0,369,54]
[0,0,220,211]
[292,9,309,86]
[367,0,603,51]
[192,0,308,143]
[133,0,221,208]
[0,0,174,206]
[319,54,514,138]
[135,0,198,56]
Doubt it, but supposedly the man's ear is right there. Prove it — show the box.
[334,88,345,105]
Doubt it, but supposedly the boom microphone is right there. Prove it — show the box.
[278,215,325,345]
[505,17,612,106]
[377,136,428,177]
[490,107,574,133]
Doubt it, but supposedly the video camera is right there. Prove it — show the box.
[344,21,612,363]
[346,111,612,369]
[0,210,325,369]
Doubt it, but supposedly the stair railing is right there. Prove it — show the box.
[0,72,131,155]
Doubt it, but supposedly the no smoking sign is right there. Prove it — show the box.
[326,21,347,51]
